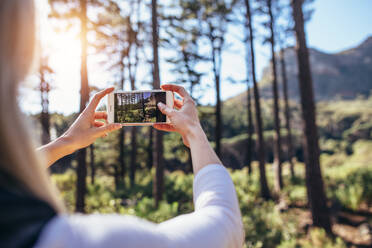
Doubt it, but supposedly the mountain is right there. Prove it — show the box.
[257,36,372,101]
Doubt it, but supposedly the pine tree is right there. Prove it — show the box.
[89,144,95,184]
[291,0,332,234]
[92,1,143,188]
[196,0,236,156]
[38,55,53,145]
[49,0,89,213]
[243,0,271,199]
[127,1,142,187]
[152,0,164,207]
[246,87,254,174]
[162,0,206,172]
[257,0,283,192]
[279,48,295,178]
[49,0,119,212]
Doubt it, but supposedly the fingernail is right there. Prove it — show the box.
[157,102,165,108]
[106,87,115,92]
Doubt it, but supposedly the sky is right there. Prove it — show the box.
[21,0,372,115]
[306,0,372,53]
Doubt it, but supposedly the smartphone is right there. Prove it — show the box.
[107,90,174,126]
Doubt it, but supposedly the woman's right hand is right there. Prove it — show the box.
[153,84,203,147]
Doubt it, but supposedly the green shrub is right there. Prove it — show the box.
[134,198,179,223]
[286,185,307,206]
[242,201,299,248]
[348,140,372,165]
[328,167,372,209]
[52,154,371,247]
[164,171,193,213]
[300,228,346,248]
[52,170,76,211]
[320,152,348,168]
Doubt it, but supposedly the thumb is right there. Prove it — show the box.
[157,102,175,117]
[96,123,122,137]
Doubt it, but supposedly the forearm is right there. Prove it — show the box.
[187,125,222,175]
[36,136,76,168]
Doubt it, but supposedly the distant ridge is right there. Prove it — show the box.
[239,36,372,102]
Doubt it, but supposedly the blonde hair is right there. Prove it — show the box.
[0,0,65,212]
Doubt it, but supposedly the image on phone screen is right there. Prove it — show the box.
[114,92,166,123]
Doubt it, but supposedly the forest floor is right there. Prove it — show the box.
[287,204,372,247]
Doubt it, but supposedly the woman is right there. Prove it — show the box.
[0,1,244,247]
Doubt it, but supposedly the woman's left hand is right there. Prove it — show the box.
[37,87,122,167]
[61,87,122,152]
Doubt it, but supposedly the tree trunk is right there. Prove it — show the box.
[147,127,153,170]
[186,148,193,173]
[246,88,253,174]
[119,128,126,186]
[39,67,50,145]
[128,12,139,188]
[114,164,120,191]
[267,0,283,193]
[130,126,137,188]
[291,0,332,234]
[152,0,164,208]
[280,49,295,179]
[153,130,164,207]
[118,49,126,186]
[215,72,222,157]
[182,50,196,173]
[40,112,50,145]
[90,144,95,184]
[76,149,87,213]
[76,0,89,213]
[211,44,222,157]
[244,0,271,199]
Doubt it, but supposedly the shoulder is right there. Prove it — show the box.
[35,214,169,248]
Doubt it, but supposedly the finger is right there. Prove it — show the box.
[94,111,107,120]
[96,123,122,136]
[174,99,183,109]
[157,102,176,117]
[87,87,115,111]
[93,121,105,127]
[160,84,191,100]
[153,123,176,132]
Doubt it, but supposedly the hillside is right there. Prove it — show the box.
[256,36,372,101]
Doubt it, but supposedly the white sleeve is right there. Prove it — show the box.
[157,164,244,247]
[35,164,244,248]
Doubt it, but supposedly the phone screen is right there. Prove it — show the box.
[114,91,166,123]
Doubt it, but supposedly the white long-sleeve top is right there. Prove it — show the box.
[35,164,244,248]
